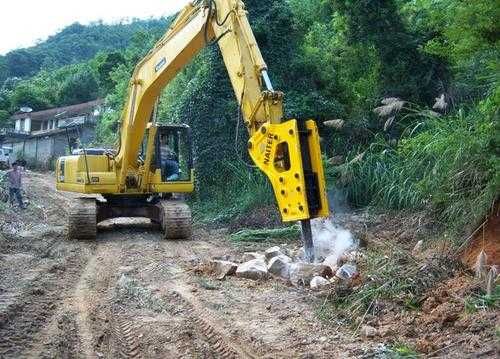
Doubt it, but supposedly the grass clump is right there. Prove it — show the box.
[389,343,420,358]
[192,161,274,225]
[317,244,456,325]
[464,284,500,313]
[229,225,300,242]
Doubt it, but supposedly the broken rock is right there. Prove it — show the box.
[209,260,238,280]
[288,263,333,286]
[267,254,292,278]
[310,276,330,290]
[335,263,358,280]
[265,246,283,260]
[322,254,340,271]
[242,252,266,262]
[360,325,377,338]
[236,259,269,280]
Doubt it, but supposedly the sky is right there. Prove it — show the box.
[0,0,192,54]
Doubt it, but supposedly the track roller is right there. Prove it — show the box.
[159,200,192,240]
[68,197,97,240]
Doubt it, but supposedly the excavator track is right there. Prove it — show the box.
[159,200,192,240]
[68,198,97,240]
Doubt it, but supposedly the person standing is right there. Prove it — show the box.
[5,162,25,209]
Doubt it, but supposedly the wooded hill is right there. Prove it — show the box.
[0,0,498,237]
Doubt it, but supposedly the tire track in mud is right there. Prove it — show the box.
[163,282,264,359]
[73,240,124,358]
[111,311,143,359]
[0,253,89,358]
[169,290,249,359]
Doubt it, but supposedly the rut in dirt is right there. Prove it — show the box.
[0,248,91,358]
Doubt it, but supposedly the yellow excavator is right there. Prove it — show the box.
[55,0,329,260]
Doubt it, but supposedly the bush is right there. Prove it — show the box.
[331,94,499,233]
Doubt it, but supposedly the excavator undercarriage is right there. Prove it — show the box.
[68,197,192,240]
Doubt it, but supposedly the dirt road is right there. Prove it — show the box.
[0,172,374,358]
[1,172,498,358]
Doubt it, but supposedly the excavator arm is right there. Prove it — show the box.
[116,0,281,178]
[117,0,328,216]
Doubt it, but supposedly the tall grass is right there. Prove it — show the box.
[191,160,274,224]
[329,97,499,233]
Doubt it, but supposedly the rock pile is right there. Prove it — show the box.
[208,242,362,290]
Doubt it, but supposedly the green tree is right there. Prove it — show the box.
[95,51,127,93]
[57,65,99,105]
[0,109,10,128]
[332,0,446,103]
[10,82,50,111]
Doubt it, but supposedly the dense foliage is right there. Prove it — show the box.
[0,19,168,81]
[1,0,497,234]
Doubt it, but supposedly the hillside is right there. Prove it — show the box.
[0,18,169,81]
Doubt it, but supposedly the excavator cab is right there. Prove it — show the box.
[144,124,193,183]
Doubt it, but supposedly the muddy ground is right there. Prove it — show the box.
[0,171,498,358]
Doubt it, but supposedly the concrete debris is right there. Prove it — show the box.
[310,276,330,290]
[335,263,358,281]
[242,252,266,262]
[265,246,283,260]
[360,325,377,338]
[288,263,333,286]
[267,254,292,278]
[236,258,269,280]
[209,260,238,279]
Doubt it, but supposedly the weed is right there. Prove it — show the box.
[464,284,500,313]
[404,296,421,311]
[196,276,220,290]
[329,100,498,237]
[319,243,456,325]
[229,225,300,242]
[389,343,420,358]
[192,161,273,225]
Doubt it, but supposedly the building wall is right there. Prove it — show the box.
[4,125,96,168]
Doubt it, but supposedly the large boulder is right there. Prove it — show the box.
[236,258,269,280]
[288,263,333,286]
[267,254,292,278]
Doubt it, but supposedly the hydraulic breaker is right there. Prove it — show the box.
[248,119,329,261]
